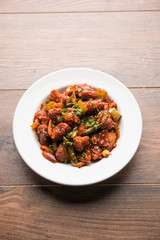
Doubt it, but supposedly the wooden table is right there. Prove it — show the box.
[0,1,160,239]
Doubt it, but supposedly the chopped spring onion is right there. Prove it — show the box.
[88,118,94,123]
[67,132,72,138]
[75,109,83,116]
[81,152,86,157]
[73,103,78,108]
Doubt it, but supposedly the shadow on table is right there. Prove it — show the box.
[39,157,135,204]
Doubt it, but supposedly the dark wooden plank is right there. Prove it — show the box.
[0,88,159,185]
[0,12,160,89]
[0,185,159,240]
[0,0,160,13]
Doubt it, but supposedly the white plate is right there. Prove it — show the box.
[13,68,142,186]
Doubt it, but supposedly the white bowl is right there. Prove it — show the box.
[13,68,142,186]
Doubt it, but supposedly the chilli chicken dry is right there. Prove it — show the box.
[31,84,121,168]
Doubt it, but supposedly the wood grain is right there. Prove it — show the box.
[0,2,159,239]
[0,12,160,89]
[0,0,160,13]
[0,88,159,185]
[0,185,159,240]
